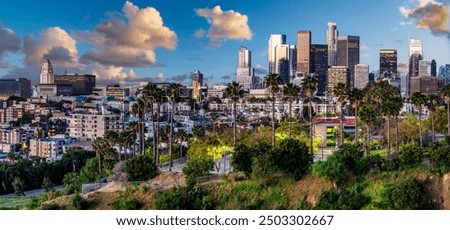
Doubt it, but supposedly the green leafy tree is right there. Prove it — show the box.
[379,177,430,210]
[273,138,313,180]
[182,157,214,178]
[425,94,440,142]
[428,140,450,168]
[313,155,346,190]
[398,142,424,167]
[125,154,158,181]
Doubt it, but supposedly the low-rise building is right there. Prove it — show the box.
[67,112,123,141]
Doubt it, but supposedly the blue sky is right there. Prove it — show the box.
[0,0,449,85]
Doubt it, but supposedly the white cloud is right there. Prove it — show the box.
[399,0,450,38]
[0,25,21,68]
[195,5,252,45]
[360,43,369,50]
[23,27,78,67]
[361,53,371,58]
[79,1,177,67]
[194,28,206,38]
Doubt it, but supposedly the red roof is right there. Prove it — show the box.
[312,117,356,126]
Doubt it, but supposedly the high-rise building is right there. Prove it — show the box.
[410,76,445,95]
[53,74,96,95]
[327,66,350,97]
[289,45,297,82]
[398,63,409,98]
[409,38,423,78]
[419,60,429,76]
[274,44,290,84]
[40,59,55,84]
[311,44,328,95]
[297,31,312,76]
[192,70,203,100]
[354,64,369,89]
[446,64,450,82]
[379,49,397,79]
[337,35,360,88]
[431,60,437,77]
[236,47,255,90]
[268,34,286,74]
[439,66,446,77]
[326,22,338,66]
[0,78,31,100]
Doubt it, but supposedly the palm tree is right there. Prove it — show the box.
[104,131,120,160]
[381,94,402,158]
[143,83,163,164]
[264,74,282,146]
[391,96,403,155]
[440,84,450,136]
[175,129,189,158]
[283,83,300,138]
[347,88,364,144]
[132,98,145,155]
[411,92,427,147]
[333,82,347,146]
[225,81,244,147]
[167,83,182,171]
[92,137,107,175]
[121,130,135,160]
[425,94,439,142]
[359,105,378,156]
[301,75,318,156]
[127,121,139,156]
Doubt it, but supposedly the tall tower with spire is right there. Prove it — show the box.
[40,59,54,84]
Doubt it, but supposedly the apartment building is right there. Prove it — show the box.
[67,113,123,141]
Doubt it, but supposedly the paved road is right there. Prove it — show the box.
[2,185,63,197]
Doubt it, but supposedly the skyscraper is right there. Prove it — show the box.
[409,38,423,78]
[274,44,290,84]
[431,60,437,77]
[379,49,397,79]
[354,64,369,89]
[236,47,255,90]
[268,34,286,74]
[311,44,328,95]
[40,59,54,84]
[297,31,312,76]
[326,22,338,66]
[192,70,203,100]
[419,60,429,76]
[337,35,360,88]
[327,66,350,97]
[53,74,96,95]
[0,78,31,100]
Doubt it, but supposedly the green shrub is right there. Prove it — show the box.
[182,157,214,177]
[272,139,313,180]
[314,183,370,210]
[125,155,158,181]
[72,193,97,210]
[313,155,346,189]
[62,172,84,195]
[333,144,364,172]
[110,197,141,210]
[398,142,424,166]
[155,177,213,210]
[356,154,384,175]
[429,141,450,168]
[378,177,431,210]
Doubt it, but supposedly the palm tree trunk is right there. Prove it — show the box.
[418,109,423,147]
[119,144,122,161]
[354,106,358,144]
[309,100,313,157]
[156,104,160,165]
[395,115,399,155]
[272,98,275,146]
[367,125,370,156]
[288,99,292,139]
[340,103,344,146]
[447,102,450,136]
[431,111,435,142]
[169,101,174,171]
[233,101,237,147]
[386,116,390,158]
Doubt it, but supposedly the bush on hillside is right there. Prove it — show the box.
[125,155,158,182]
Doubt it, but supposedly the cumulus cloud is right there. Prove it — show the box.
[195,5,252,45]
[23,27,78,67]
[79,1,177,67]
[400,0,450,38]
[0,25,21,68]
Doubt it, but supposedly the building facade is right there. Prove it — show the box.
[410,76,445,95]
[236,47,255,90]
[354,64,369,89]
[311,44,328,95]
[337,35,360,88]
[296,30,312,76]
[327,66,350,97]
[53,74,96,95]
[0,78,31,100]
[191,70,203,100]
[379,49,397,79]
[326,22,338,66]
[67,113,123,141]
[268,34,286,74]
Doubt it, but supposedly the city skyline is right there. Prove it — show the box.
[0,0,449,85]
